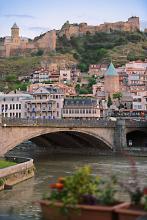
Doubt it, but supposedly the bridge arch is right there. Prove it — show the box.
[126,129,147,148]
[0,126,114,156]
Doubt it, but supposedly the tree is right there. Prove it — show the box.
[78,63,88,72]
[107,95,112,108]
[113,92,122,100]
[36,49,44,56]
[75,84,81,94]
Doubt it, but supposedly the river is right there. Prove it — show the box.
[0,142,147,220]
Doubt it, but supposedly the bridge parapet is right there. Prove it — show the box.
[125,119,147,128]
[1,118,116,128]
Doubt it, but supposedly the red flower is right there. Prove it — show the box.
[58,177,65,184]
[143,187,147,195]
[56,183,64,190]
[50,183,57,189]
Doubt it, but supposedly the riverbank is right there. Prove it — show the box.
[0,156,35,191]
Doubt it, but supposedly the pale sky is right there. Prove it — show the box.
[0,0,147,39]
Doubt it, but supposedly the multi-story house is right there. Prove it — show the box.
[59,68,71,83]
[26,86,64,119]
[30,68,50,83]
[88,64,107,76]
[62,97,100,119]
[125,60,147,94]
[116,66,128,92]
[132,95,143,110]
[27,83,76,96]
[48,70,60,82]
[0,91,32,118]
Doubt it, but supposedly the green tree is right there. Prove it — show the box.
[36,49,44,56]
[113,92,122,100]
[107,95,112,108]
[88,76,97,88]
[5,74,17,82]
[79,88,89,94]
[78,63,88,72]
[75,83,81,94]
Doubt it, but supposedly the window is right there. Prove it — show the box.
[19,104,21,109]
[57,103,59,108]
[13,104,15,109]
[16,104,18,109]
[10,104,12,110]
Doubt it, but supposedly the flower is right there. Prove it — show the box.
[47,165,118,209]
[143,187,147,196]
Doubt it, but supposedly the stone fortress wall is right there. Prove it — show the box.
[58,16,140,39]
[0,16,140,57]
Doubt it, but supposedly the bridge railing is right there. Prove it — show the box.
[1,118,116,128]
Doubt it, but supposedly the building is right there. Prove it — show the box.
[0,91,32,118]
[116,66,128,92]
[62,97,100,119]
[26,86,64,119]
[104,63,120,96]
[59,68,71,83]
[27,82,76,96]
[88,64,107,76]
[30,68,50,83]
[59,17,140,39]
[0,23,56,57]
[125,61,147,94]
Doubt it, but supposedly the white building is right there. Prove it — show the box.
[26,86,64,119]
[0,91,32,118]
[59,69,71,83]
[62,97,100,119]
[30,68,49,83]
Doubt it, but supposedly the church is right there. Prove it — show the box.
[0,23,56,57]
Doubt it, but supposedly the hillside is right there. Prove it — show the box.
[0,53,77,91]
[56,31,147,70]
[0,31,147,91]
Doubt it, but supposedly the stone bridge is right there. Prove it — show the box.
[0,118,147,156]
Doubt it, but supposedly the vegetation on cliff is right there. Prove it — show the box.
[0,56,41,91]
[57,31,147,71]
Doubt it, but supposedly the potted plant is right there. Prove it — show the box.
[115,156,147,220]
[39,165,123,220]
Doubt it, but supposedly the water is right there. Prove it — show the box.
[0,143,147,220]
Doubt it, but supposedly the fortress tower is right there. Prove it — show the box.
[11,23,20,44]
[127,16,140,31]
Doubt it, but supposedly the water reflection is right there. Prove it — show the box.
[0,142,147,220]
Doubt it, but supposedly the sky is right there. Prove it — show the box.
[0,0,147,39]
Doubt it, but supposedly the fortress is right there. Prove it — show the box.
[58,16,140,39]
[0,16,140,57]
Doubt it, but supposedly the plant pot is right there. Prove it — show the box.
[40,200,123,220]
[115,202,147,220]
